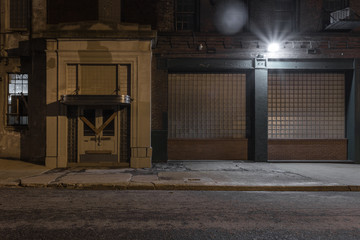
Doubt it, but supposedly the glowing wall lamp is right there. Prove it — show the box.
[267,42,280,52]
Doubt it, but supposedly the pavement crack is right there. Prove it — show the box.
[49,171,72,185]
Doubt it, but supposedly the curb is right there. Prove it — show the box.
[6,182,360,191]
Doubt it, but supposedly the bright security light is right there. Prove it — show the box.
[267,42,280,52]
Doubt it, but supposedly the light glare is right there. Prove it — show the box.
[268,42,280,52]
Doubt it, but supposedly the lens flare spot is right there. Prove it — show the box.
[214,1,248,35]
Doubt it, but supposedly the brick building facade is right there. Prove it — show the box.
[0,0,155,168]
[0,0,359,167]
[147,0,360,162]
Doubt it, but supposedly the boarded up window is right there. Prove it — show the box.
[168,73,246,139]
[10,0,29,29]
[80,65,117,95]
[268,72,345,139]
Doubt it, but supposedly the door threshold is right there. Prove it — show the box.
[67,162,130,168]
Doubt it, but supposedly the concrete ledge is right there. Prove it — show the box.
[0,180,20,188]
[130,157,152,168]
[128,182,155,190]
[47,183,129,190]
[152,184,354,192]
[1,181,360,191]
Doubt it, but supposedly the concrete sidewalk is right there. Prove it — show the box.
[1,159,360,191]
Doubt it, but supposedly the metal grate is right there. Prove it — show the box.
[120,107,130,162]
[268,72,345,139]
[168,73,246,139]
[67,107,78,163]
[118,64,130,95]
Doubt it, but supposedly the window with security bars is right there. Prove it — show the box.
[175,0,198,31]
[268,72,345,139]
[168,73,246,139]
[7,73,29,126]
[10,0,29,29]
[322,0,349,28]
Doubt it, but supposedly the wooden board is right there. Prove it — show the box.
[168,139,248,160]
[268,139,347,160]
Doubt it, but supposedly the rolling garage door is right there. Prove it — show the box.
[168,73,248,160]
[268,72,347,160]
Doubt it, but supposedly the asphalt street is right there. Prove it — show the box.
[1,189,360,239]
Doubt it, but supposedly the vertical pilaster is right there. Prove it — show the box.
[348,59,360,163]
[45,39,59,168]
[254,67,268,162]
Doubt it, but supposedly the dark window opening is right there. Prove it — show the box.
[175,0,198,31]
[83,109,96,136]
[250,0,297,33]
[47,0,98,24]
[102,110,115,136]
[10,0,29,29]
[121,0,157,28]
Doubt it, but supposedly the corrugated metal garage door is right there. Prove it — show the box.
[268,72,347,160]
[168,73,247,160]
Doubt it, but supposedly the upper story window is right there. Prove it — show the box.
[47,0,98,24]
[322,0,349,28]
[10,0,29,29]
[250,0,297,33]
[7,74,28,126]
[175,0,198,31]
[47,0,121,25]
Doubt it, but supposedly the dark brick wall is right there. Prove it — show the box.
[156,0,175,32]
[350,0,360,11]
[199,0,217,33]
[123,0,359,34]
[350,0,360,32]
[151,56,168,130]
[300,0,323,32]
